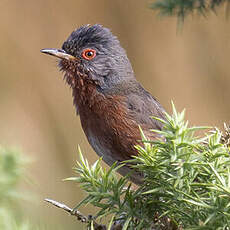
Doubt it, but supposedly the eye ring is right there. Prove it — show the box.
[82,48,96,60]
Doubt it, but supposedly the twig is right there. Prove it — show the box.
[221,123,230,148]
[44,198,106,229]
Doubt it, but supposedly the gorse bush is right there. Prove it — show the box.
[68,104,230,229]
[0,147,25,202]
[0,147,31,230]
[150,0,230,21]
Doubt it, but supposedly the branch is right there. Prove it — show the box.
[221,123,230,148]
[44,198,108,230]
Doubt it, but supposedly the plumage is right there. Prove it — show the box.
[41,24,165,184]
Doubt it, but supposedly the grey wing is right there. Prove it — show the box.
[126,87,166,131]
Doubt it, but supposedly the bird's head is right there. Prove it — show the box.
[41,24,134,90]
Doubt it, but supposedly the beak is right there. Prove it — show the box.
[40,48,78,61]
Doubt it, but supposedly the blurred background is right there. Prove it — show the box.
[0,0,229,229]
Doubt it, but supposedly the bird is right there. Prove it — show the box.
[41,24,166,184]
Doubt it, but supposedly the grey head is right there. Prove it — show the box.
[41,24,135,91]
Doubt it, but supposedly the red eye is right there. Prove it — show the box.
[82,48,96,60]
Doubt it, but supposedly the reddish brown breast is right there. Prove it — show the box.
[72,76,141,165]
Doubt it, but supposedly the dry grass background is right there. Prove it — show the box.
[0,0,229,229]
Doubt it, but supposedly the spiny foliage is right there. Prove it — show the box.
[150,0,230,21]
[69,104,230,229]
[0,146,31,230]
[0,147,25,202]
